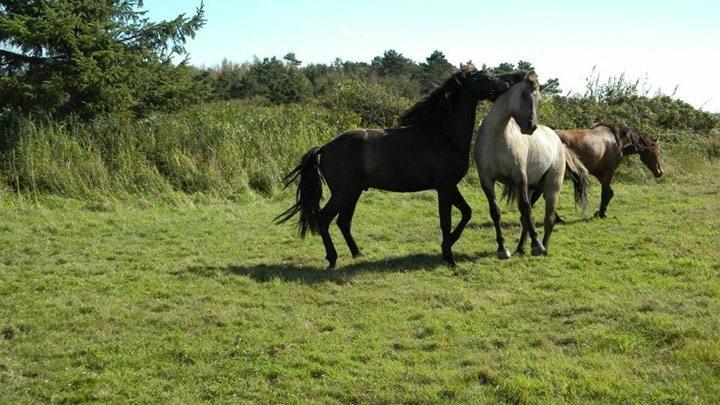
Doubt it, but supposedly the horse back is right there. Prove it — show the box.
[320,127,457,192]
[555,128,621,178]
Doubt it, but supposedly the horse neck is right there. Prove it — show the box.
[480,95,512,140]
[618,136,639,156]
[441,95,479,154]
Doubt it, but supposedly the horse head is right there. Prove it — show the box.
[469,69,511,102]
[637,133,663,178]
[495,70,540,135]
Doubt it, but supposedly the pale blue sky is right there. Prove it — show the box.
[147,0,720,111]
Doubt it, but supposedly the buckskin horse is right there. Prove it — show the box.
[553,123,663,220]
[276,66,527,267]
[474,72,589,259]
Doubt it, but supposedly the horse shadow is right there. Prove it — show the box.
[180,251,497,285]
[468,217,590,230]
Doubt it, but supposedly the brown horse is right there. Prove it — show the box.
[550,123,663,220]
[276,67,530,268]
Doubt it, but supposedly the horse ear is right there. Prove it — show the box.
[525,71,539,89]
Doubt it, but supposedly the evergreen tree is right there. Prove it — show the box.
[0,0,206,117]
[418,50,455,91]
[371,49,417,77]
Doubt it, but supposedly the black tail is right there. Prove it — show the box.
[500,181,518,205]
[274,147,324,237]
[562,146,590,215]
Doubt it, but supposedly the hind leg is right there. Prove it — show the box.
[541,163,565,253]
[318,196,342,268]
[337,191,362,258]
[449,186,472,245]
[595,178,615,219]
[437,188,456,266]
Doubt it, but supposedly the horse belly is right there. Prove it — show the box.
[363,155,433,192]
[526,135,559,185]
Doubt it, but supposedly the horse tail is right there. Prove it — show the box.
[562,145,589,215]
[500,181,517,204]
[274,147,324,237]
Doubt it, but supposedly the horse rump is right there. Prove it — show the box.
[274,147,324,237]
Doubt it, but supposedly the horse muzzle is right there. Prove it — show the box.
[520,124,537,135]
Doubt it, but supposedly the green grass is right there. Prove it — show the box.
[1,153,719,403]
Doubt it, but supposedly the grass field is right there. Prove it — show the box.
[1,153,719,403]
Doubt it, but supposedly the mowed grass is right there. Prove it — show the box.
[1,157,719,403]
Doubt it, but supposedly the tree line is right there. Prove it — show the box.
[0,0,716,134]
[1,1,559,118]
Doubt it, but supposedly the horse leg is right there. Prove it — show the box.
[437,188,456,266]
[541,168,564,253]
[517,180,545,256]
[482,181,511,260]
[449,186,471,245]
[337,190,362,258]
[318,195,342,268]
[596,181,615,219]
[517,187,543,255]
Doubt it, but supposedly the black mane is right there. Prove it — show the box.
[398,65,477,127]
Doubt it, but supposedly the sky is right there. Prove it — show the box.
[146,0,720,112]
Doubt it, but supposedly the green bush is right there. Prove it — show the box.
[238,58,312,105]
[325,80,411,127]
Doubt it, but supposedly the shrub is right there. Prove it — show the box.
[325,80,411,127]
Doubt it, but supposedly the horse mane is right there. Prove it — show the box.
[593,122,656,152]
[398,64,477,127]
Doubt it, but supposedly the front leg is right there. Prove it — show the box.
[482,181,511,260]
[517,180,545,256]
[517,187,542,255]
[595,183,614,219]
[437,188,456,266]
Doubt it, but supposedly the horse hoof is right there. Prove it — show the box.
[327,260,337,269]
[515,248,526,256]
[531,245,547,256]
[443,254,457,267]
[352,251,363,259]
[497,249,512,260]
[594,211,606,219]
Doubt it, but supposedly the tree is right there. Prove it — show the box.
[488,62,517,75]
[239,57,311,104]
[517,60,534,71]
[283,52,302,67]
[371,49,417,77]
[208,58,246,100]
[0,0,206,118]
[418,50,455,92]
[541,78,561,95]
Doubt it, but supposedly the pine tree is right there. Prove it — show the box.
[0,0,206,118]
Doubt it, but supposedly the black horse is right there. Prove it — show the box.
[276,66,527,267]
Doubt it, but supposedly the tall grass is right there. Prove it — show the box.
[0,72,718,200]
[0,103,359,199]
